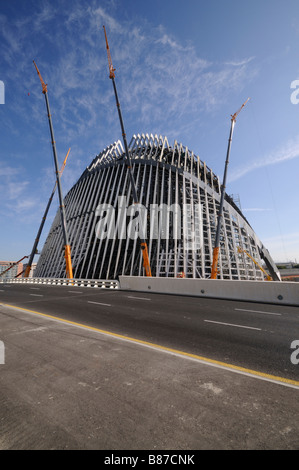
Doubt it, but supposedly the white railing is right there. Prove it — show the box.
[0,277,120,289]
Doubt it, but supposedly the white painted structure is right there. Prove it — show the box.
[35,134,280,281]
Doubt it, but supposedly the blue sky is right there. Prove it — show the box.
[1,0,299,264]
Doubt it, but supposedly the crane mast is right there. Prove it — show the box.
[33,60,73,280]
[103,26,152,277]
[211,98,250,280]
[24,148,71,278]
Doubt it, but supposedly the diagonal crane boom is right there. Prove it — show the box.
[33,60,73,279]
[211,98,250,279]
[103,26,152,277]
[23,148,71,278]
[237,246,272,281]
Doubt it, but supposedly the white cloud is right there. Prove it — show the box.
[229,134,299,182]
[0,2,258,136]
[7,197,37,214]
[33,3,57,32]
[242,208,272,212]
[156,32,192,52]
[0,164,19,177]
[0,2,260,222]
[93,6,124,34]
[224,57,255,67]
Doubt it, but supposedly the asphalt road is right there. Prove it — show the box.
[1,283,299,450]
[0,283,298,382]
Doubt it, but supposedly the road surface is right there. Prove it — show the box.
[0,283,298,450]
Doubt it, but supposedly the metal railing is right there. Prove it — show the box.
[0,277,120,289]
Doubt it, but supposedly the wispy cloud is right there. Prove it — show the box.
[33,3,57,32]
[1,2,257,133]
[0,1,258,224]
[242,208,272,212]
[0,168,42,221]
[93,5,124,34]
[0,164,19,177]
[224,57,255,67]
[229,134,299,182]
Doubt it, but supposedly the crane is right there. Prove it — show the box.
[33,60,73,280]
[23,148,71,278]
[237,247,272,281]
[0,256,28,278]
[103,25,152,277]
[211,98,250,279]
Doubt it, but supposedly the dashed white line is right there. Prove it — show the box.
[88,301,111,307]
[127,296,151,301]
[29,294,44,297]
[235,308,281,316]
[204,319,262,331]
[30,287,40,290]
[68,291,83,294]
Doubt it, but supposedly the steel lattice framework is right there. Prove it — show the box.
[35,134,280,281]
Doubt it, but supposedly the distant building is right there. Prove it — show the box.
[275,262,299,282]
[0,260,24,280]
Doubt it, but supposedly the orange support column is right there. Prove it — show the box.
[64,245,73,279]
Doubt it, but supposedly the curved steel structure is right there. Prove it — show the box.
[35,134,280,281]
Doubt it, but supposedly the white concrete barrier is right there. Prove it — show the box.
[119,276,299,306]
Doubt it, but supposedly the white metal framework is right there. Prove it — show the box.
[35,134,280,281]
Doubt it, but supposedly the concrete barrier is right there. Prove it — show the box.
[119,276,299,306]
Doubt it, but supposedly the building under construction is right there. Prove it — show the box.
[35,133,280,281]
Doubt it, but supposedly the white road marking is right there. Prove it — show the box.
[204,319,261,330]
[235,308,281,316]
[30,287,40,290]
[68,291,83,294]
[88,301,111,307]
[29,294,44,297]
[11,326,48,335]
[127,296,151,301]
[2,303,299,390]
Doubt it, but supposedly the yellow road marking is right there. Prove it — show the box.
[2,302,299,389]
